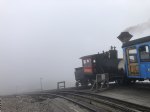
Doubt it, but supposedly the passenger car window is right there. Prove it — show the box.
[139,45,150,62]
[129,55,137,63]
[127,47,138,63]
[129,49,137,54]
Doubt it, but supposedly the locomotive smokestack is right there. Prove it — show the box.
[117,32,133,43]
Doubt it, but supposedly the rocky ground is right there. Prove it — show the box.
[1,95,88,112]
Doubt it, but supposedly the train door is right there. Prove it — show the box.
[138,45,150,78]
[126,47,139,77]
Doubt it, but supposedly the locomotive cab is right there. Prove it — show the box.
[74,55,96,87]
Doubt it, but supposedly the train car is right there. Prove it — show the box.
[75,47,124,87]
[120,34,150,83]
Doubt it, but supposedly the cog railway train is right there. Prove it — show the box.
[74,32,150,87]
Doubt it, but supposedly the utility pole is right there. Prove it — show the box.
[40,77,43,91]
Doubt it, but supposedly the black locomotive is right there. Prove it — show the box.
[75,46,124,87]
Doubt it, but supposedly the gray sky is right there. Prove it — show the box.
[0,0,150,95]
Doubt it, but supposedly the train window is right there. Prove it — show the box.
[83,58,92,67]
[127,47,138,63]
[129,55,137,63]
[87,59,90,63]
[129,49,137,54]
[139,45,150,62]
[83,60,86,65]
[93,59,96,63]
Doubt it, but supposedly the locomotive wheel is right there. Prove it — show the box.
[116,79,124,85]
[131,80,136,83]
[122,77,134,85]
[81,82,88,87]
[75,82,79,88]
[90,81,94,86]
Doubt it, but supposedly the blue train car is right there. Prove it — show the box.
[122,36,150,81]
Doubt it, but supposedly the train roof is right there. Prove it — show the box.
[122,36,150,48]
[80,54,98,59]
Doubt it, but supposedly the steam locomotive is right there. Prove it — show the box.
[74,32,150,87]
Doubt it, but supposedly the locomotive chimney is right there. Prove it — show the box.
[117,32,133,43]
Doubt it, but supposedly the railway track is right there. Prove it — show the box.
[54,90,150,112]
[26,82,150,112]
[28,89,150,112]
[30,93,106,112]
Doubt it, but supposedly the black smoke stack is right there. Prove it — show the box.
[117,32,133,43]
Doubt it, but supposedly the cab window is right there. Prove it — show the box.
[139,45,150,62]
[83,58,92,67]
[93,59,96,63]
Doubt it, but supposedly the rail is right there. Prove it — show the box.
[56,90,150,112]
[29,93,106,112]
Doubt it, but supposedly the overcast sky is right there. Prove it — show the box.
[0,0,150,95]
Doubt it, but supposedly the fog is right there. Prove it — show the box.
[0,0,150,95]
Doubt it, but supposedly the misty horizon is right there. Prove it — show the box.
[0,0,150,95]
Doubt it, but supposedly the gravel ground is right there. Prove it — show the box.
[1,95,88,112]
